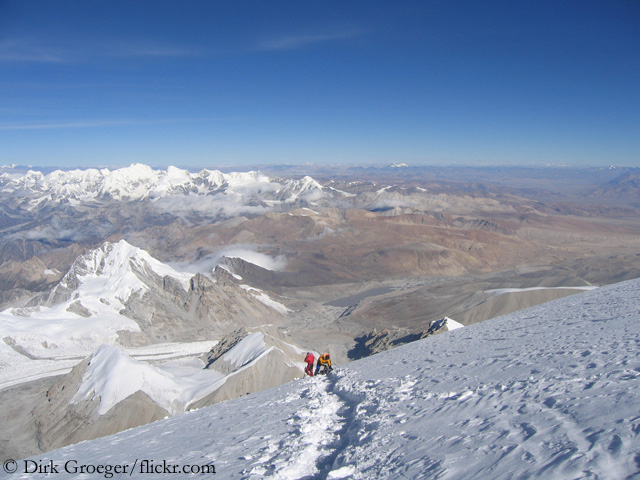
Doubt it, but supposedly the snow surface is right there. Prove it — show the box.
[0,341,218,392]
[444,316,464,330]
[220,333,266,370]
[7,278,640,479]
[486,286,598,297]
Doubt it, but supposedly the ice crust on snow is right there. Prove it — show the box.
[11,278,640,479]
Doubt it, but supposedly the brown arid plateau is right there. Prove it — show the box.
[0,164,639,459]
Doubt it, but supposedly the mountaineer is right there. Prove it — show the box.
[315,353,333,375]
[304,352,315,376]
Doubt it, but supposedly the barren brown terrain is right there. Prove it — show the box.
[115,165,640,360]
[2,166,639,354]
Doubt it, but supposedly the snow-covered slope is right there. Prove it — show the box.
[8,278,640,479]
[71,345,224,416]
[70,331,304,418]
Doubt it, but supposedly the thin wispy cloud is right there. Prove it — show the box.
[0,37,199,64]
[106,40,201,58]
[0,117,224,131]
[0,120,136,131]
[0,40,68,63]
[257,29,364,52]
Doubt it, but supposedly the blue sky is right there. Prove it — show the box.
[1,0,638,169]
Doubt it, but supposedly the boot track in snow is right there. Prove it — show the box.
[239,370,364,479]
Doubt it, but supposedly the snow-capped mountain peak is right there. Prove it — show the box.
[56,239,192,300]
[0,240,195,361]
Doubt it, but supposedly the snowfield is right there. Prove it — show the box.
[3,278,640,479]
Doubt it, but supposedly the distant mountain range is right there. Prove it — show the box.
[0,163,325,212]
[590,172,640,200]
[2,163,637,213]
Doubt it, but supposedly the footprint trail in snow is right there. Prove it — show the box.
[242,375,348,479]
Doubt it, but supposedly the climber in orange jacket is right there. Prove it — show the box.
[315,353,333,375]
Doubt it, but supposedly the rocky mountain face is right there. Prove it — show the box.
[348,317,463,359]
[590,172,640,203]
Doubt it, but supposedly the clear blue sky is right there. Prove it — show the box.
[1,0,638,169]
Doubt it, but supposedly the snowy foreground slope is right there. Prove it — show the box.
[4,279,640,479]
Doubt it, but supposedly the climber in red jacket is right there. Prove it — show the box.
[304,352,315,376]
